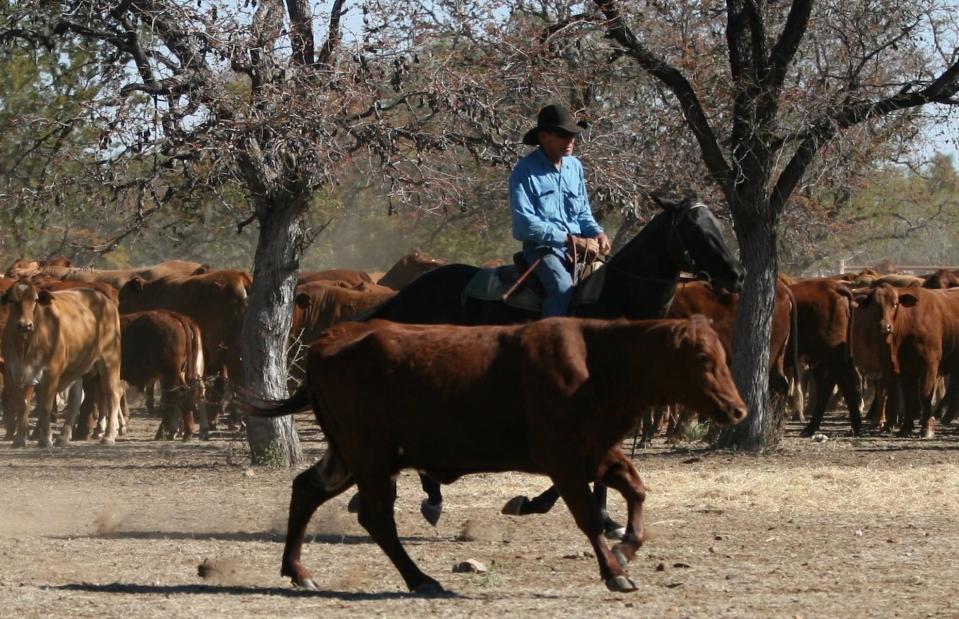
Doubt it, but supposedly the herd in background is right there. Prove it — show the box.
[0,247,958,448]
[0,251,442,447]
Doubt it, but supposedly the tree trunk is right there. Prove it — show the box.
[243,201,306,467]
[715,204,780,450]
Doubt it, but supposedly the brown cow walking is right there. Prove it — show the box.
[251,317,746,593]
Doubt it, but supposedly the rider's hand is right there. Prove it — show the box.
[568,235,600,261]
[596,233,611,255]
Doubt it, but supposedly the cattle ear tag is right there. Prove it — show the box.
[37,290,54,305]
[900,294,919,308]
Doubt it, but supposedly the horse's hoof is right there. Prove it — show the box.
[612,546,629,568]
[420,499,443,527]
[100,437,116,445]
[412,580,446,596]
[603,519,626,541]
[501,496,530,516]
[605,575,637,593]
[295,577,319,591]
[347,492,360,514]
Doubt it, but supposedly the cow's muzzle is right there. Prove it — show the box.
[880,323,893,335]
[17,321,34,334]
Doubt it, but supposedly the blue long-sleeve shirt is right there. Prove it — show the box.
[510,148,603,250]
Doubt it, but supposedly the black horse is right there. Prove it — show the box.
[355,194,744,534]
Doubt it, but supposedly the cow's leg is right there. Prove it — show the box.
[56,381,85,446]
[33,382,57,448]
[9,385,30,448]
[144,381,157,418]
[551,471,634,592]
[800,365,835,436]
[206,370,228,430]
[356,477,442,594]
[178,385,197,441]
[835,360,864,435]
[95,359,122,445]
[116,389,129,436]
[281,449,354,590]
[418,474,443,526]
[158,381,179,440]
[192,378,209,440]
[939,374,959,425]
[919,369,939,439]
[896,378,920,437]
[598,450,647,567]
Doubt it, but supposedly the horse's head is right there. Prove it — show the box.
[655,194,744,293]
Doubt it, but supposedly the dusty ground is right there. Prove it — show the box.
[1,411,958,618]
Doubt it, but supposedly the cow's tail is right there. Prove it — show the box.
[243,383,312,418]
[189,320,205,382]
[784,284,802,402]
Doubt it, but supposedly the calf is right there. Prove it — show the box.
[120,310,206,440]
[252,317,746,594]
[1,280,123,447]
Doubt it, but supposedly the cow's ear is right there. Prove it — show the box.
[37,289,54,305]
[900,293,919,307]
[294,292,311,309]
[127,276,144,292]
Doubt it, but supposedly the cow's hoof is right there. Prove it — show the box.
[294,577,319,591]
[612,546,629,568]
[55,436,70,447]
[799,426,816,438]
[604,518,626,541]
[12,436,26,449]
[605,575,637,593]
[347,492,360,514]
[420,499,443,527]
[501,496,531,516]
[412,580,446,596]
[38,438,53,448]
[100,437,116,445]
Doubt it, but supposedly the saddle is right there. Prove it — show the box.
[462,252,607,313]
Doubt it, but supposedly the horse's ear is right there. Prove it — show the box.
[649,192,689,211]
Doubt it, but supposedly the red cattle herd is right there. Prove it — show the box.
[3,254,959,594]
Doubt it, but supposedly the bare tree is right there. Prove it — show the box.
[0,0,509,465]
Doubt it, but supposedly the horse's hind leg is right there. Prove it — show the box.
[356,476,442,594]
[281,448,354,590]
[598,450,647,567]
[419,473,444,526]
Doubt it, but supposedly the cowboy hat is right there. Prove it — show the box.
[522,104,585,146]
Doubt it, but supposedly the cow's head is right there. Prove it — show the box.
[672,316,747,425]
[860,283,913,337]
[1,279,53,335]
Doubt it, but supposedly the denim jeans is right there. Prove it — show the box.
[524,246,574,317]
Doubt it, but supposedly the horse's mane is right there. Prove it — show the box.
[606,207,673,269]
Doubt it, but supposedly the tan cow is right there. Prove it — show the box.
[1,280,123,447]
[376,250,447,290]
